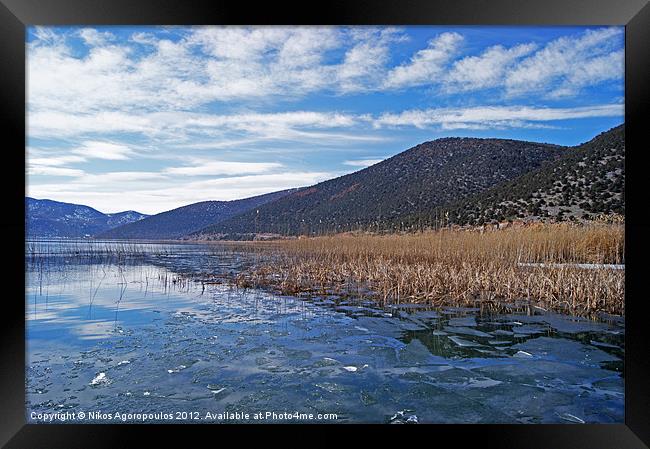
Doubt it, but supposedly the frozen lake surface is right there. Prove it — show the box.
[26,241,624,424]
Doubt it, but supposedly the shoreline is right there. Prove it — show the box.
[26,222,625,317]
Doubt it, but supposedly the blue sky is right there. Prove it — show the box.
[26,26,624,214]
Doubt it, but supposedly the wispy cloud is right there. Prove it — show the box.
[28,155,86,166]
[28,170,334,214]
[29,103,623,142]
[443,43,537,93]
[164,160,283,176]
[337,27,406,92]
[343,159,384,167]
[71,141,135,160]
[76,171,167,183]
[78,28,116,46]
[374,104,624,130]
[505,28,624,98]
[27,166,86,177]
[384,32,463,89]
[28,110,364,141]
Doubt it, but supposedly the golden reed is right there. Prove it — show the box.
[233,221,624,316]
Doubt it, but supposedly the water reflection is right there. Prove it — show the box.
[26,241,624,424]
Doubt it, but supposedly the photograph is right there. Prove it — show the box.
[23,24,628,426]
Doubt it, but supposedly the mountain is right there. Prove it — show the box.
[97,189,296,240]
[193,137,566,239]
[431,124,625,226]
[26,197,148,238]
[106,211,151,228]
[30,126,622,240]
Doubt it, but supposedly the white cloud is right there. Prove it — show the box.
[28,111,156,138]
[27,109,370,145]
[71,141,134,160]
[337,28,406,92]
[184,110,358,130]
[548,50,624,98]
[28,32,210,114]
[164,160,282,176]
[27,165,85,177]
[183,172,331,191]
[28,43,141,113]
[505,28,623,97]
[374,104,624,129]
[343,159,384,167]
[444,43,537,93]
[28,155,86,166]
[28,26,389,116]
[78,28,115,46]
[28,171,334,214]
[76,171,167,183]
[28,102,622,144]
[130,32,158,46]
[31,26,63,45]
[384,32,463,89]
[188,27,343,98]
[193,27,342,100]
[190,27,299,60]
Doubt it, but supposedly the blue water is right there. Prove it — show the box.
[26,241,624,424]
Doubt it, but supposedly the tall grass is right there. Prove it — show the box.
[279,221,624,265]
[24,223,625,316]
[236,222,625,316]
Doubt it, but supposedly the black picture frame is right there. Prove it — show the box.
[2,0,648,447]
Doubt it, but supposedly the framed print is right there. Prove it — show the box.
[1,0,649,447]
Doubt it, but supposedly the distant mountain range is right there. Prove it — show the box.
[26,125,624,240]
[26,198,148,238]
[96,189,296,240]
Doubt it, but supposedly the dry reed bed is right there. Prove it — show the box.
[234,223,625,316]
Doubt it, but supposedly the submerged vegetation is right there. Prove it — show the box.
[232,221,624,316]
[27,240,158,263]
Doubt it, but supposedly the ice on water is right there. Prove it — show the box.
[26,244,624,424]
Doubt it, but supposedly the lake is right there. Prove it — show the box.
[26,240,624,424]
